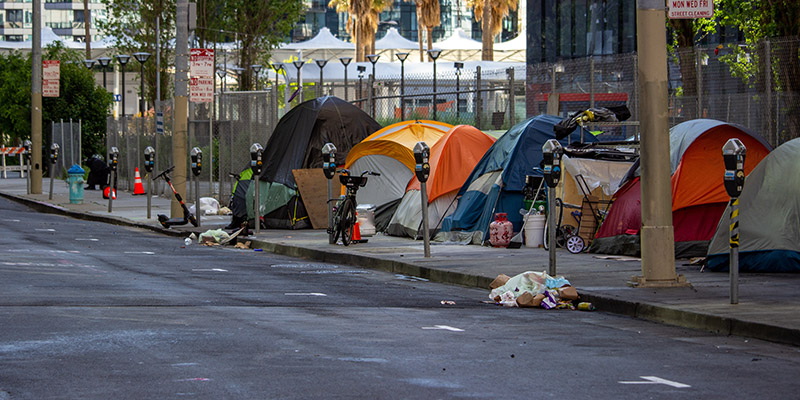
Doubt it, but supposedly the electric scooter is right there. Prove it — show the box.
[154,166,198,228]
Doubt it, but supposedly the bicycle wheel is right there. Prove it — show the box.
[331,203,343,244]
[339,198,356,246]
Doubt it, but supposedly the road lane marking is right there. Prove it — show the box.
[618,376,691,388]
[284,293,327,296]
[422,325,464,332]
[76,238,99,241]
[2,219,20,222]
[124,251,155,255]
[192,268,228,272]
[35,228,55,232]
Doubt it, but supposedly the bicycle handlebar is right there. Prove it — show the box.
[154,166,175,181]
[336,168,381,177]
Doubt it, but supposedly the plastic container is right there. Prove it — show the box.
[356,204,376,237]
[524,214,546,248]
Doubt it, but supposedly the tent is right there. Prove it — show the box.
[343,120,453,230]
[244,96,381,229]
[386,125,496,239]
[435,115,597,245]
[591,119,772,258]
[706,138,800,272]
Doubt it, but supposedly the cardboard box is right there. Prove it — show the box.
[489,274,511,289]
[516,292,545,307]
[558,286,579,300]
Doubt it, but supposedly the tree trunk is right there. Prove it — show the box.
[481,2,492,61]
[83,0,91,59]
[417,5,424,62]
[426,27,433,61]
[356,21,364,62]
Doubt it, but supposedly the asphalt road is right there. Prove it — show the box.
[0,196,798,399]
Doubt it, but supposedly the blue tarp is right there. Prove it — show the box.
[440,115,597,239]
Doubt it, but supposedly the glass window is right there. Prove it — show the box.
[6,10,22,28]
[5,35,24,42]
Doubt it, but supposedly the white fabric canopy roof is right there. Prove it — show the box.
[375,28,419,50]
[280,27,354,50]
[433,28,482,50]
[281,60,524,82]
[495,29,526,51]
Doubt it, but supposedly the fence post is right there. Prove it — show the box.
[590,57,595,109]
[368,74,375,119]
[475,66,482,130]
[507,67,515,128]
[78,119,82,165]
[764,38,773,146]
[696,47,703,119]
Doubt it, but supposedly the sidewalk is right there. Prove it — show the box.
[2,176,799,347]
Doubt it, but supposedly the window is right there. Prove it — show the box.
[6,10,22,28]
[5,35,24,42]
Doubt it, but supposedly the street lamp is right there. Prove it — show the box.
[396,52,409,120]
[340,57,352,101]
[315,59,328,98]
[216,68,227,92]
[357,65,366,109]
[133,52,150,184]
[427,49,441,120]
[292,60,305,103]
[251,64,262,91]
[366,54,379,116]
[97,57,111,91]
[232,67,245,90]
[116,54,131,117]
[454,61,464,120]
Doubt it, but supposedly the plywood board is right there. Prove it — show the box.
[293,168,342,229]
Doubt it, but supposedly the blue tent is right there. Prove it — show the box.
[436,115,597,244]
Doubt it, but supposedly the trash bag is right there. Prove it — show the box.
[553,105,632,139]
[189,197,221,216]
[198,229,231,244]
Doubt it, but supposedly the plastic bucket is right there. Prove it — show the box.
[524,214,546,248]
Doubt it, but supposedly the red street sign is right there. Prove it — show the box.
[668,0,714,19]
[43,60,60,97]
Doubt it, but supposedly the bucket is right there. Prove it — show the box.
[524,214,546,248]
[522,199,547,213]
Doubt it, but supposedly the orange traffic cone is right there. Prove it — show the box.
[133,167,145,195]
[352,221,362,242]
[103,186,117,199]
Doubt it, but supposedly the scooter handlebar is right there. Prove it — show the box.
[154,166,175,181]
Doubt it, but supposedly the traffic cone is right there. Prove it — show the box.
[352,221,362,242]
[133,167,145,195]
[103,186,116,199]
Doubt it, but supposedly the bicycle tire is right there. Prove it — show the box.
[340,198,356,246]
[331,202,343,244]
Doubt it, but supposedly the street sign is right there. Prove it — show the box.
[156,112,164,134]
[114,94,121,102]
[42,60,60,97]
[190,48,214,103]
[668,0,713,19]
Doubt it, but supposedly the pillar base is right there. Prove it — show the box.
[627,274,691,288]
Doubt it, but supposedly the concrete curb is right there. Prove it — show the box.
[4,190,798,347]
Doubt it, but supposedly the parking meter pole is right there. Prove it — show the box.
[723,138,746,304]
[48,160,55,200]
[107,171,113,212]
[414,142,431,258]
[250,143,264,235]
[322,143,337,244]
[254,176,260,235]
[144,146,155,219]
[108,147,118,213]
[147,177,152,218]
[327,180,334,243]
[190,147,203,227]
[24,141,31,195]
[542,139,563,276]
[48,143,59,200]
[195,173,201,227]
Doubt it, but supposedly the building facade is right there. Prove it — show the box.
[0,0,107,42]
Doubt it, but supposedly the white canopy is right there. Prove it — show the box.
[495,29,526,51]
[433,28,482,50]
[282,60,524,82]
[280,27,354,50]
[0,27,85,50]
[375,28,419,50]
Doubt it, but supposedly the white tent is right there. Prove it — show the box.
[280,27,354,50]
[0,27,85,51]
[431,28,482,61]
[375,28,418,50]
[493,30,526,62]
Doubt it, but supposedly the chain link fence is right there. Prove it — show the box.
[50,119,83,176]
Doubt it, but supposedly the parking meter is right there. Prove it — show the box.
[250,143,264,234]
[722,138,746,305]
[322,143,337,179]
[143,146,155,173]
[24,140,31,162]
[107,147,119,213]
[722,138,746,198]
[413,142,431,183]
[48,143,59,200]
[24,140,32,194]
[542,139,564,188]
[190,147,202,177]
[108,146,119,173]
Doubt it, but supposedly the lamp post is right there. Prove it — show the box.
[366,54,379,117]
[115,54,130,187]
[427,49,441,120]
[315,59,328,98]
[292,60,305,103]
[396,52,409,120]
[454,62,464,120]
[357,65,366,109]
[251,64,262,91]
[339,57,352,101]
[271,63,283,120]
[133,52,150,181]
[233,67,245,90]
[97,57,111,91]
[216,68,226,92]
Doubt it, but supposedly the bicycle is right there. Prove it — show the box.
[327,169,380,246]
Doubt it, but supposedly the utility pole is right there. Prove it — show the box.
[631,0,687,288]
[172,0,189,217]
[31,0,43,194]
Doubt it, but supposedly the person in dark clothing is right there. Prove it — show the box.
[85,155,109,190]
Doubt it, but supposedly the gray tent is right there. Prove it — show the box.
[706,138,800,272]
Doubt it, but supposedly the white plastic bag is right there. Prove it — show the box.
[189,197,220,216]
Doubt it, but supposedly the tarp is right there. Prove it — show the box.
[386,125,496,238]
[245,96,381,229]
[344,120,452,230]
[435,115,597,244]
[592,119,772,257]
[706,137,800,272]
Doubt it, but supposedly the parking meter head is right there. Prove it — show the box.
[322,142,337,179]
[413,141,431,183]
[250,143,264,175]
[24,140,31,160]
[109,146,119,171]
[190,147,203,177]
[49,143,60,164]
[722,138,747,198]
[143,146,155,172]
[542,139,563,188]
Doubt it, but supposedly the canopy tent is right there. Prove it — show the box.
[433,28,482,61]
[0,27,87,50]
[240,96,381,229]
[344,120,453,231]
[493,29,526,62]
[375,27,419,50]
[591,119,772,258]
[436,115,598,245]
[386,125,496,239]
[706,138,800,272]
[274,27,354,61]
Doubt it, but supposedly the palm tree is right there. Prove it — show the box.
[411,0,440,61]
[329,0,392,62]
[467,0,518,61]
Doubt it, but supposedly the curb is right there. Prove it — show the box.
[3,190,798,347]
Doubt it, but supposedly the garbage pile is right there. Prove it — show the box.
[489,271,594,310]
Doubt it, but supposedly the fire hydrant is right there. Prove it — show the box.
[67,164,85,204]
